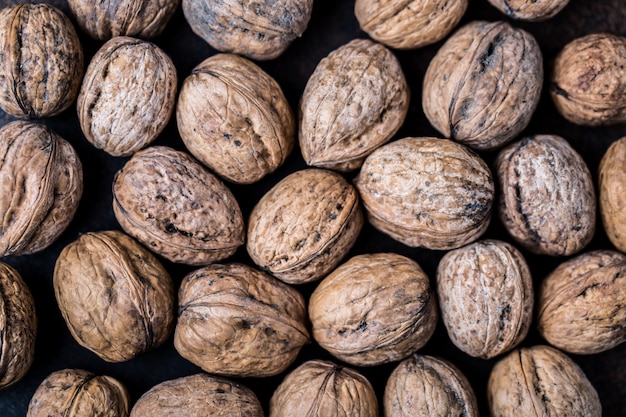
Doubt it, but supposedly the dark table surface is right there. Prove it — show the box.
[1,0,626,415]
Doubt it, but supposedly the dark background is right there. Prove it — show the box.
[1,0,626,415]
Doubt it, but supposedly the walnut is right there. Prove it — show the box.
[53,230,175,362]
[354,137,494,250]
[177,53,294,184]
[422,21,543,150]
[27,369,129,417]
[130,373,263,417]
[436,239,533,359]
[309,253,437,366]
[551,33,626,126]
[182,0,314,60]
[487,0,570,20]
[68,0,180,40]
[0,262,36,391]
[270,359,378,417]
[537,250,626,355]
[488,345,602,417]
[496,134,596,256]
[599,137,626,252]
[0,3,83,118]
[384,354,479,417]
[354,0,467,50]
[0,121,83,257]
[247,168,363,284]
[174,263,310,378]
[112,146,245,265]
[299,38,409,172]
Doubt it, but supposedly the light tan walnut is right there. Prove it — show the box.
[599,136,626,252]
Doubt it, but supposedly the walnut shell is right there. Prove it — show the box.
[270,359,378,417]
[247,168,363,284]
[488,345,602,417]
[27,369,129,417]
[496,134,596,256]
[354,0,468,50]
[53,230,175,362]
[309,253,437,366]
[68,0,180,40]
[0,262,36,391]
[299,38,409,172]
[599,136,626,252]
[487,0,570,20]
[130,373,263,417]
[174,263,310,378]
[0,121,83,257]
[177,53,294,184]
[112,146,245,265]
[0,3,83,118]
[182,0,314,60]
[537,250,626,355]
[436,239,533,359]
[422,20,543,150]
[77,36,177,157]
[551,33,626,126]
[384,354,479,417]
[354,137,494,250]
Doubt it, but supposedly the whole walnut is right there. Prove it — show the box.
[384,354,479,417]
[68,0,180,40]
[182,0,314,60]
[537,250,626,355]
[354,0,467,50]
[174,263,310,377]
[177,53,294,184]
[599,137,626,252]
[270,360,378,417]
[0,3,83,118]
[299,38,409,172]
[436,239,533,359]
[0,121,83,257]
[488,345,601,417]
[309,253,437,366]
[487,0,570,20]
[422,21,543,150]
[130,374,263,417]
[496,134,596,256]
[27,369,129,417]
[247,168,363,284]
[551,33,626,126]
[354,137,494,250]
[77,36,177,157]
[112,146,245,265]
[0,262,36,391]
[53,230,175,362]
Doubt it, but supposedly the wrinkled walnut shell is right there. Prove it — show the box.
[487,0,570,20]
[599,137,626,252]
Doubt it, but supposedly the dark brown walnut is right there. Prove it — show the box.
[422,20,543,150]
[384,354,479,417]
[0,121,83,257]
[488,345,602,417]
[599,137,626,252]
[112,146,245,265]
[27,369,129,417]
[0,262,36,391]
[68,0,180,40]
[354,0,467,50]
[182,0,314,61]
[174,263,310,377]
[77,36,177,157]
[436,239,533,359]
[496,134,596,256]
[551,33,626,126]
[270,360,378,417]
[177,53,294,184]
[487,0,570,20]
[309,253,437,366]
[537,250,626,355]
[0,3,83,118]
[53,230,175,363]
[247,168,363,284]
[299,38,409,172]
[354,137,494,250]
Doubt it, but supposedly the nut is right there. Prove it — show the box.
[599,136,626,252]
[486,0,570,20]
